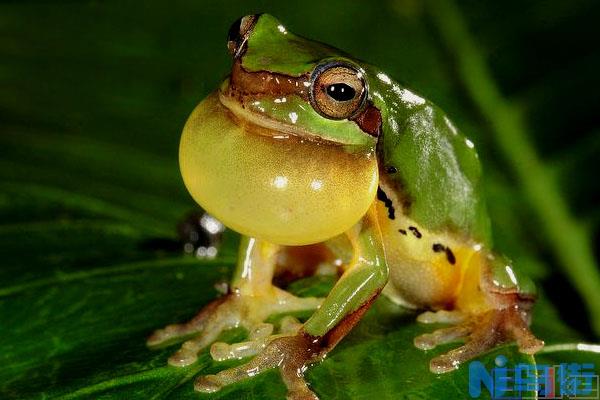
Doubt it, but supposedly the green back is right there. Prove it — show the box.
[365,67,492,245]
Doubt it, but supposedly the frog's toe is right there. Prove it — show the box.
[195,333,322,399]
[194,374,222,393]
[426,310,500,373]
[209,322,274,361]
[507,307,544,354]
[147,295,230,348]
[416,309,466,325]
[149,293,246,367]
[210,317,303,361]
[168,308,241,367]
[429,339,492,373]
[414,324,472,350]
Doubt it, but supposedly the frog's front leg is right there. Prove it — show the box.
[414,252,544,373]
[147,236,323,366]
[195,206,388,399]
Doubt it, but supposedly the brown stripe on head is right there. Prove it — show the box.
[227,60,311,99]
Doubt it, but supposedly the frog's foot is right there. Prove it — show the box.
[210,315,303,361]
[414,306,544,373]
[147,289,323,367]
[195,332,323,400]
[147,295,230,348]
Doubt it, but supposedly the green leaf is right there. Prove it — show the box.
[1,0,598,399]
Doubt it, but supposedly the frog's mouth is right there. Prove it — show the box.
[179,92,379,246]
[218,91,334,144]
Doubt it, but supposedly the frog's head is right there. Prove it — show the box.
[180,14,381,245]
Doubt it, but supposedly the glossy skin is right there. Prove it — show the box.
[149,15,543,399]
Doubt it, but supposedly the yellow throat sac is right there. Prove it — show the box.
[179,93,378,245]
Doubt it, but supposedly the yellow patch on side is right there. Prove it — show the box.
[453,249,492,314]
[377,179,491,311]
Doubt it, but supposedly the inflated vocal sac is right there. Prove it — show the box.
[179,93,378,246]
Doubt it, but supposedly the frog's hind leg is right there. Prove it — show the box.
[147,237,324,367]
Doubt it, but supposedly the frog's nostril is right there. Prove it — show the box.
[227,14,259,58]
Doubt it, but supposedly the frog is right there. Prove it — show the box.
[148,14,544,399]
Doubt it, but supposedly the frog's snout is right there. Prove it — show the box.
[227,14,260,58]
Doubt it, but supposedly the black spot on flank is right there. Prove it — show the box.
[432,243,445,252]
[445,248,456,265]
[398,229,407,235]
[377,187,395,220]
[408,226,422,238]
[386,166,397,174]
[432,243,456,265]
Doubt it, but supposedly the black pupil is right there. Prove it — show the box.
[326,83,356,101]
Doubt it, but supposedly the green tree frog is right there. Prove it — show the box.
[148,14,544,399]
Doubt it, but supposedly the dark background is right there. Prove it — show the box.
[1,0,599,398]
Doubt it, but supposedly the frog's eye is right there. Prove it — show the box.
[227,14,259,58]
[310,63,367,120]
